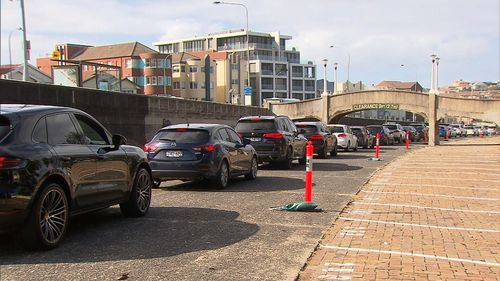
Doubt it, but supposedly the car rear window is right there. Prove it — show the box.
[235,119,275,133]
[155,129,209,144]
[367,127,381,134]
[0,115,12,143]
[384,125,397,130]
[328,126,345,133]
[296,124,318,134]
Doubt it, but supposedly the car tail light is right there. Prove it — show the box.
[193,144,215,153]
[0,156,24,169]
[337,133,347,138]
[238,133,244,138]
[176,128,188,132]
[250,118,261,122]
[308,134,323,140]
[144,143,158,152]
[263,132,284,139]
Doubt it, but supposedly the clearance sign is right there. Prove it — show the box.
[352,103,400,111]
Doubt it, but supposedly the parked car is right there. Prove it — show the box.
[438,125,448,137]
[235,116,307,169]
[382,122,405,143]
[486,125,498,135]
[326,124,358,151]
[402,126,419,142]
[450,124,466,137]
[409,122,428,141]
[366,125,395,145]
[145,124,258,189]
[295,121,338,158]
[0,104,152,250]
[351,126,374,148]
[464,125,476,136]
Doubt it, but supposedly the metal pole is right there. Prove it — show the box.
[435,57,440,95]
[322,59,328,95]
[333,62,338,95]
[19,0,29,81]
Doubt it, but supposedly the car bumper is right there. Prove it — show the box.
[150,160,219,180]
[337,138,348,148]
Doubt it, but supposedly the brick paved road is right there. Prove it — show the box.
[299,136,500,280]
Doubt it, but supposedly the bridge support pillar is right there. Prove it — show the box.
[428,92,439,146]
[322,94,330,123]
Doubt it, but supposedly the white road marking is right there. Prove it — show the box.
[318,263,354,280]
[338,217,500,233]
[350,210,373,215]
[353,202,500,214]
[321,245,500,267]
[339,227,366,237]
[370,182,498,191]
[361,190,499,201]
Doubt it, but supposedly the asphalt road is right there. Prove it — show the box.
[0,143,417,281]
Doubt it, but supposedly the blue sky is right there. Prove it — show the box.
[1,0,498,88]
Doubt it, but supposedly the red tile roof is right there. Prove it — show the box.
[0,64,21,75]
[73,42,157,60]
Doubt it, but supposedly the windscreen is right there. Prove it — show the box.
[296,124,318,135]
[235,119,275,133]
[329,126,345,133]
[367,127,381,134]
[155,129,209,144]
[384,124,397,130]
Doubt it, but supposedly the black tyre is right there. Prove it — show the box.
[280,147,293,169]
[353,143,358,151]
[318,144,328,159]
[245,157,258,180]
[345,142,350,151]
[331,144,338,156]
[363,140,368,149]
[120,168,152,217]
[152,178,162,189]
[213,160,229,189]
[18,182,69,250]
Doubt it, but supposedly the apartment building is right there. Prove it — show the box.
[153,30,317,106]
[36,42,172,95]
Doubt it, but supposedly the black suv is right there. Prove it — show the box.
[0,104,152,250]
[235,116,307,169]
[295,121,338,158]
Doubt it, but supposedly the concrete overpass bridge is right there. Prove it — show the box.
[271,90,500,145]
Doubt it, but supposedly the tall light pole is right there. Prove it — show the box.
[18,0,29,81]
[330,45,350,92]
[435,57,440,95]
[333,62,338,94]
[430,54,437,93]
[322,59,328,96]
[213,1,250,105]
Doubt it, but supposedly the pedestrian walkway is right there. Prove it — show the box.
[298,136,500,280]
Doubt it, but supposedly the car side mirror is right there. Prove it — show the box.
[112,134,127,147]
[242,138,251,146]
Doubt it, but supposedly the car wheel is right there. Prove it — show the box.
[245,157,258,180]
[213,160,229,189]
[345,142,350,151]
[332,144,338,156]
[353,142,358,151]
[18,182,69,250]
[120,168,152,217]
[318,145,327,159]
[152,178,162,189]
[281,147,293,169]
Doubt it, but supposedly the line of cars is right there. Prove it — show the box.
[439,123,498,138]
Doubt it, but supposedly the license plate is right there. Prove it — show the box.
[166,151,183,157]
[249,138,262,142]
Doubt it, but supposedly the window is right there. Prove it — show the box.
[125,59,132,68]
[165,76,172,86]
[146,76,151,85]
[32,118,47,143]
[151,76,157,85]
[173,82,180,89]
[151,58,157,68]
[217,128,231,142]
[189,65,198,72]
[231,79,239,85]
[226,128,242,144]
[157,76,164,85]
[231,64,239,70]
[173,65,180,73]
[46,114,84,145]
[190,82,198,89]
[99,81,109,90]
[74,114,109,145]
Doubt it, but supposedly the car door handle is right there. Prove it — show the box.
[60,156,71,162]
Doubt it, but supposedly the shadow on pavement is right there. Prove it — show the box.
[332,154,369,160]
[312,163,363,172]
[162,176,304,192]
[0,207,259,265]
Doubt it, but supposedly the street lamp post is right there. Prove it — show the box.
[430,54,437,93]
[213,1,250,105]
[435,57,440,95]
[333,62,338,95]
[18,0,29,81]
[330,45,350,92]
[322,59,328,96]
[8,28,23,67]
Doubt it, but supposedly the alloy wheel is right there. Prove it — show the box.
[39,188,68,244]
[136,170,152,213]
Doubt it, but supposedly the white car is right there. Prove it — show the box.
[486,125,497,135]
[464,125,476,136]
[327,124,358,151]
[450,124,466,137]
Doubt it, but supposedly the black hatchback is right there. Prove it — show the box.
[235,116,307,169]
[145,124,258,189]
[0,104,152,250]
[294,121,338,158]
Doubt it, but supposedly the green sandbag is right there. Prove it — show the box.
[279,202,318,212]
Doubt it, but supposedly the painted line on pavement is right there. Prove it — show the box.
[321,246,500,267]
[370,182,498,191]
[354,202,500,214]
[338,217,500,233]
[361,190,499,201]
[369,176,500,183]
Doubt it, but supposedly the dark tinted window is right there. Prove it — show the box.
[227,128,242,144]
[367,127,382,134]
[384,124,397,130]
[0,115,11,142]
[235,119,275,132]
[46,113,84,145]
[351,128,363,135]
[155,129,209,144]
[328,126,345,133]
[296,124,318,135]
[32,118,48,143]
[74,114,109,145]
[286,119,297,133]
[217,128,231,142]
